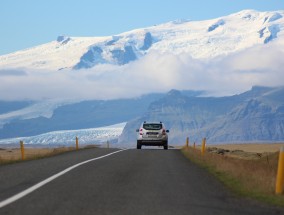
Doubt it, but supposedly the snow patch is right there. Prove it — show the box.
[171,19,190,25]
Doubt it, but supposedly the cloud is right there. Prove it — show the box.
[0,69,27,76]
[0,41,284,100]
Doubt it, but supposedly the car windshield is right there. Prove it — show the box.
[143,123,162,130]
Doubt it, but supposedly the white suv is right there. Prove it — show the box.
[136,121,169,150]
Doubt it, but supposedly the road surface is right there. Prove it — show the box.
[0,148,283,215]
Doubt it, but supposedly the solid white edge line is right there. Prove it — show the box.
[0,148,128,208]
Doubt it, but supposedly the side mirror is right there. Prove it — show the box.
[166,130,169,133]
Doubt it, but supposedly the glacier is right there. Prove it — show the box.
[0,99,76,128]
[0,122,126,147]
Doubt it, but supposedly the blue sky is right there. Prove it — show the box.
[0,0,283,55]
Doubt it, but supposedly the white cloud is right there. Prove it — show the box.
[0,41,284,100]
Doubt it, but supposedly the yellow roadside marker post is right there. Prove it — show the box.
[201,138,206,155]
[76,137,79,151]
[276,146,284,194]
[186,137,189,148]
[20,141,25,160]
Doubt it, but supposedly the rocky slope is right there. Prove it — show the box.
[118,86,284,146]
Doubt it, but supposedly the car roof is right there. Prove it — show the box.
[143,121,163,124]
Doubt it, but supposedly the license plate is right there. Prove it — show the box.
[148,135,156,138]
[147,132,158,135]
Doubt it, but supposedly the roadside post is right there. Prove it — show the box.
[276,146,284,194]
[76,137,79,150]
[201,138,206,155]
[20,141,25,160]
[107,140,110,149]
[193,142,196,149]
[186,137,189,148]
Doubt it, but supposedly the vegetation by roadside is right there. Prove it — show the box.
[181,145,284,207]
[0,145,98,165]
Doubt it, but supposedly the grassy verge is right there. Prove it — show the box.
[0,145,97,165]
[181,146,284,207]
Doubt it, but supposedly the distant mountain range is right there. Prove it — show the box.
[0,10,283,70]
[0,93,164,139]
[0,90,204,140]
[118,86,284,146]
[1,86,283,146]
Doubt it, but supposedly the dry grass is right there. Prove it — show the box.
[210,143,284,153]
[0,145,97,165]
[182,145,284,206]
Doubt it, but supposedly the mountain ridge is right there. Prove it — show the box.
[118,86,284,146]
[0,10,283,70]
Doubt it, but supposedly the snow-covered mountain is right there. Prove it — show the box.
[0,10,283,70]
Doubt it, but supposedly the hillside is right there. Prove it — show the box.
[0,93,164,139]
[119,86,284,146]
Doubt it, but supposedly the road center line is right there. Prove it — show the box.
[0,149,128,208]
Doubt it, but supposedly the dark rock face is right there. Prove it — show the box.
[111,46,137,65]
[268,13,283,22]
[73,46,105,69]
[141,32,153,50]
[258,27,266,38]
[74,44,137,69]
[208,20,225,32]
[106,40,116,46]
[57,35,66,42]
[57,36,71,44]
[264,25,280,44]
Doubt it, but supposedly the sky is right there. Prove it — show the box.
[0,0,283,55]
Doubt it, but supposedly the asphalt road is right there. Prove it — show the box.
[0,148,283,215]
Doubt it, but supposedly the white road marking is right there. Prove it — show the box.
[0,149,128,208]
